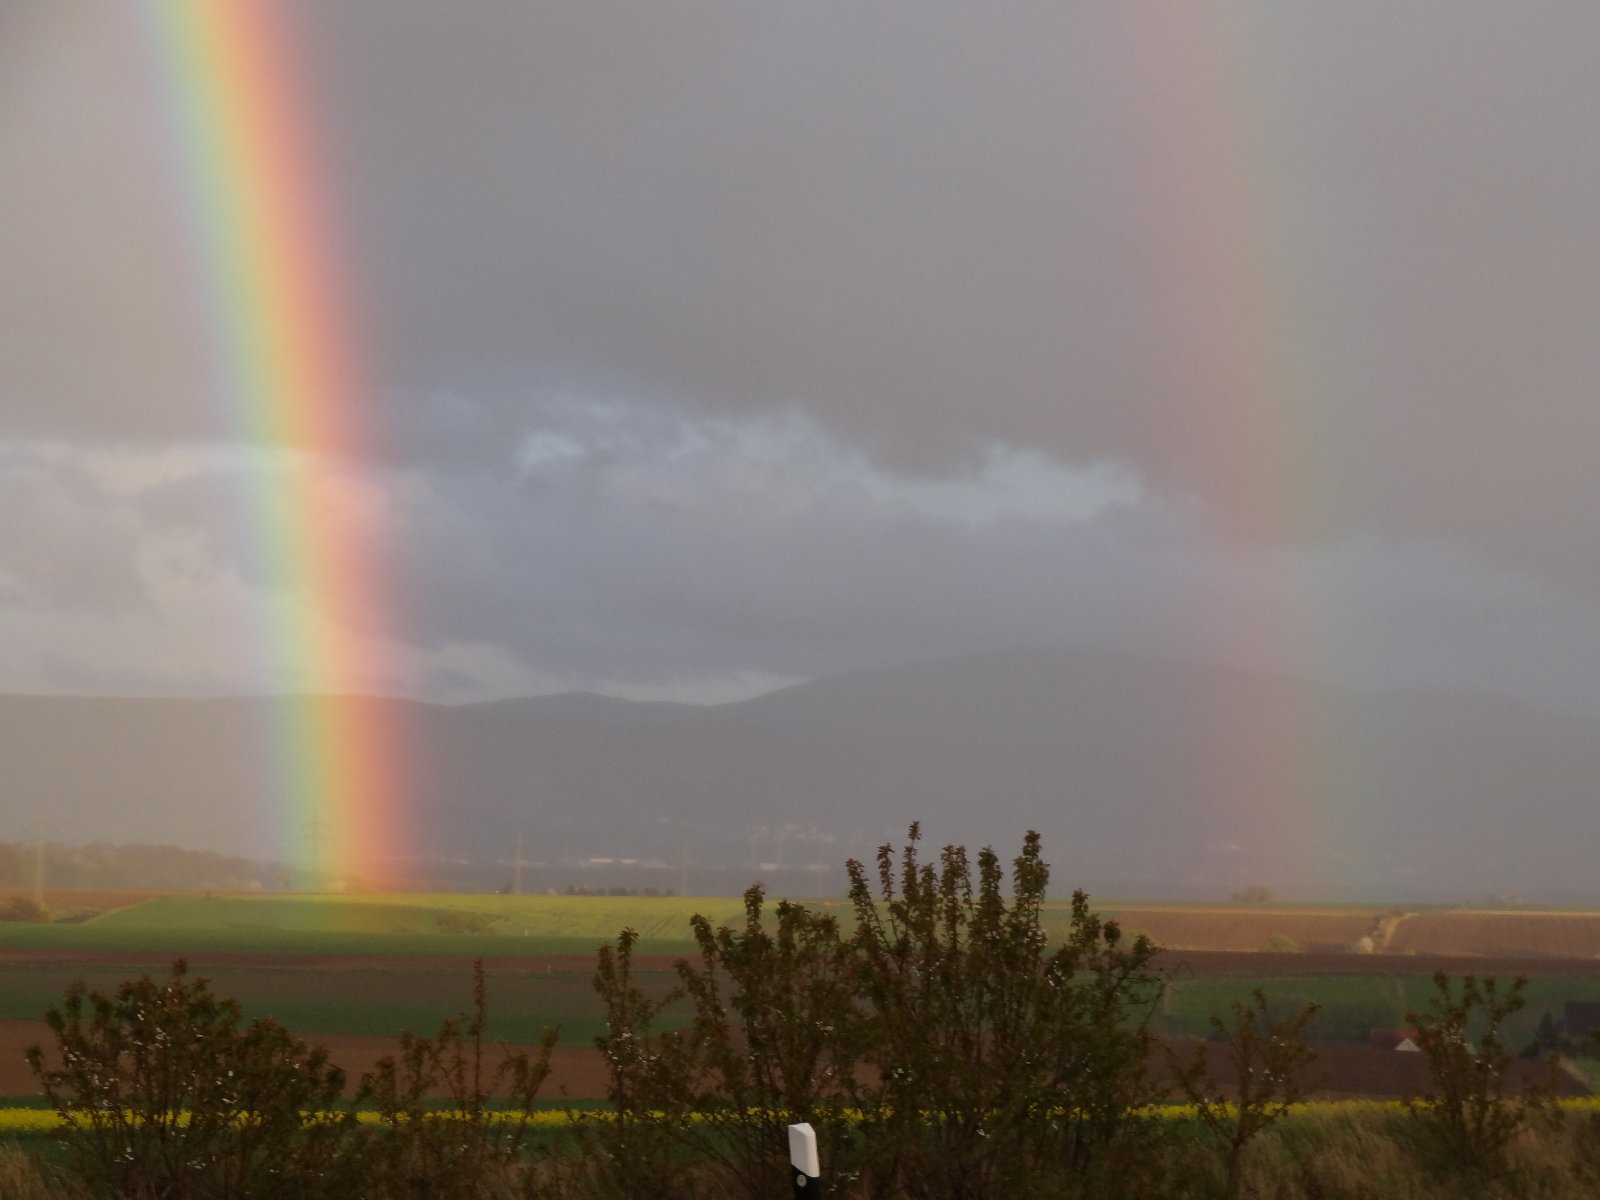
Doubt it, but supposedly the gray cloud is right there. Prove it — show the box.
[6,397,1598,726]
[5,3,1600,712]
[306,3,1600,570]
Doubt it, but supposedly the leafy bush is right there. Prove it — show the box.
[678,888,859,1197]
[27,959,356,1200]
[27,959,561,1200]
[1405,972,1557,1178]
[842,826,1165,1199]
[591,826,1168,1200]
[585,926,701,1200]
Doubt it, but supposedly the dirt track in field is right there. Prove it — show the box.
[1156,948,1600,977]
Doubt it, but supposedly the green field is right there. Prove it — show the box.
[0,890,1114,959]
[0,892,779,956]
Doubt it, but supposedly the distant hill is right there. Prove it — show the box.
[2,648,1597,900]
[0,839,286,892]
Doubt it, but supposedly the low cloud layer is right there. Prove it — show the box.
[5,397,1600,723]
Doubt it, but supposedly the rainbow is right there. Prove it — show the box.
[1103,7,1354,885]
[137,0,406,889]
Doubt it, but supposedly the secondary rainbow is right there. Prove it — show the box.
[138,0,406,888]
[1101,7,1365,886]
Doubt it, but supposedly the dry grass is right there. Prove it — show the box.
[1196,1105,1600,1200]
[8,1109,1600,1199]
[0,1145,90,1200]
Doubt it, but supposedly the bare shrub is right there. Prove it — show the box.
[356,958,558,1199]
[1171,989,1320,1197]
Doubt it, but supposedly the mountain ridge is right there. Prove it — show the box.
[1,647,1594,900]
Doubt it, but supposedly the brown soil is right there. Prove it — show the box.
[1390,911,1600,959]
[1109,906,1600,960]
[1108,908,1379,954]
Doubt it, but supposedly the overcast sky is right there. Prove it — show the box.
[4,2,1600,714]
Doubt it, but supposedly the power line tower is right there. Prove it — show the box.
[512,831,524,896]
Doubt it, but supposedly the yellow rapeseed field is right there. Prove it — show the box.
[6,1098,1600,1134]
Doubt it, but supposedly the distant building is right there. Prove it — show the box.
[1370,1028,1422,1052]
[1565,1001,1600,1040]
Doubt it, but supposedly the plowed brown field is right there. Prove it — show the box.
[1389,910,1600,959]
[1106,906,1600,959]
[1104,907,1379,952]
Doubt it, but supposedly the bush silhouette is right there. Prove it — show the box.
[28,960,355,1200]
[592,826,1167,1200]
